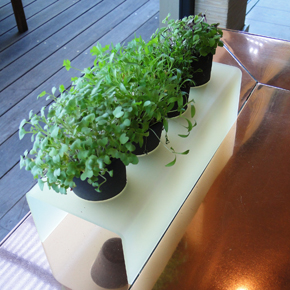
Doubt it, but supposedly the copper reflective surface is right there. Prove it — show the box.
[151,85,290,290]
[213,45,257,110]
[222,29,290,90]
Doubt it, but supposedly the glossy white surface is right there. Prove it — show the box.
[26,62,242,286]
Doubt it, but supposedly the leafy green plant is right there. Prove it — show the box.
[19,82,139,194]
[152,13,223,84]
[186,14,223,57]
[19,34,198,195]
[64,36,196,166]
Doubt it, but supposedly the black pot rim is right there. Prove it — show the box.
[132,121,163,156]
[73,182,127,203]
[72,158,127,202]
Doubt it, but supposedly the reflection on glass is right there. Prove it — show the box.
[91,238,128,290]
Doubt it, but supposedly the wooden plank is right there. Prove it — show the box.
[123,12,159,44]
[0,0,148,119]
[0,0,11,8]
[0,195,30,237]
[0,0,102,70]
[0,0,104,84]
[0,130,33,178]
[246,0,260,14]
[0,0,57,35]
[0,163,35,220]
[0,3,13,21]
[0,0,80,51]
[0,0,35,21]
[0,226,9,243]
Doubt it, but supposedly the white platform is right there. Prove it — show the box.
[26,62,242,288]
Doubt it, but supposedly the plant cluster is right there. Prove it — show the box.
[19,84,139,194]
[152,14,223,84]
[19,34,196,194]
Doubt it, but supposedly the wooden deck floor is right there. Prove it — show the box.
[0,0,159,241]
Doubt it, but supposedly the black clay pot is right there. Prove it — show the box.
[91,238,128,289]
[73,158,126,202]
[132,122,163,156]
[166,86,189,118]
[192,53,213,86]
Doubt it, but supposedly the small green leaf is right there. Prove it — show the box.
[191,104,196,118]
[63,59,71,71]
[120,133,129,144]
[209,38,215,47]
[40,106,46,117]
[31,165,42,177]
[81,170,93,181]
[51,87,56,95]
[47,170,57,183]
[20,156,25,169]
[163,119,168,132]
[119,83,127,93]
[130,154,139,165]
[167,97,178,104]
[71,139,82,150]
[31,115,39,125]
[144,101,151,107]
[19,128,26,140]
[113,106,124,118]
[51,126,59,138]
[37,91,46,99]
[125,142,135,152]
[52,155,60,163]
[91,79,103,94]
[178,133,190,138]
[77,150,89,160]
[19,119,26,130]
[165,157,176,167]
[59,187,66,194]
[122,119,131,127]
[35,156,43,166]
[38,179,44,191]
[109,52,115,63]
[51,183,60,193]
[59,84,65,93]
[59,144,69,156]
[97,159,104,169]
[29,110,33,119]
[49,148,58,157]
[104,155,111,164]
[98,119,107,126]
[99,137,108,146]
[84,113,95,123]
[54,168,61,177]
[185,118,193,132]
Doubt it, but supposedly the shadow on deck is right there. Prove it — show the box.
[0,0,159,241]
